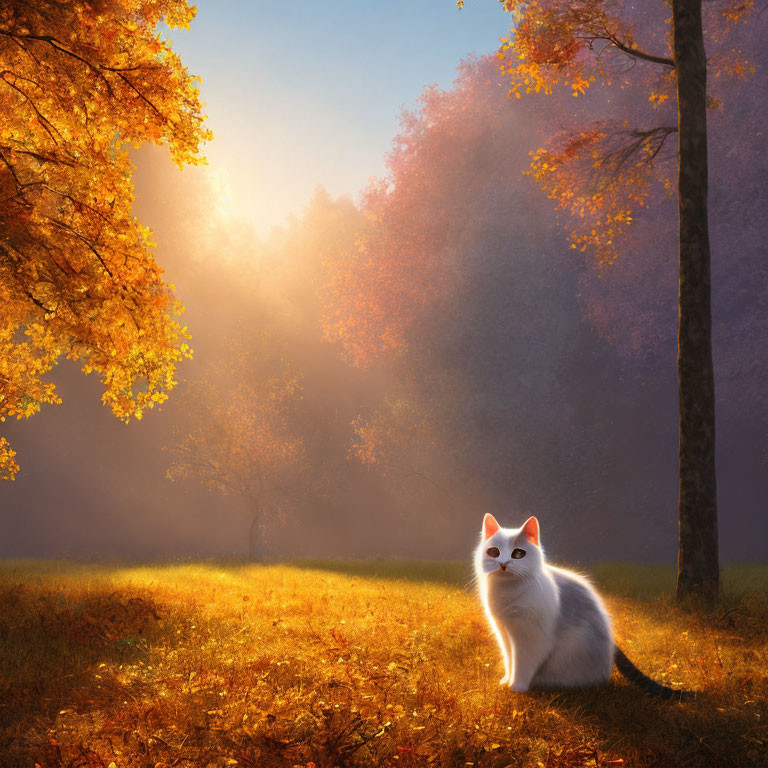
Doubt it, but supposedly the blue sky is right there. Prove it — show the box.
[166,0,511,235]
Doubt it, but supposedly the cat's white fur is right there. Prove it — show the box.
[475,513,614,692]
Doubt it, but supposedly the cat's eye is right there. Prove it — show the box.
[511,548,526,559]
[486,546,500,558]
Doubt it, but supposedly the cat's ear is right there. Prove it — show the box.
[521,516,540,546]
[483,513,500,540]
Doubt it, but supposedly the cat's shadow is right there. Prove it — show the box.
[525,682,760,767]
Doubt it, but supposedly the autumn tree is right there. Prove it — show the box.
[479,0,756,604]
[166,338,305,559]
[0,0,211,479]
[321,63,631,553]
[349,393,461,505]
[322,108,467,367]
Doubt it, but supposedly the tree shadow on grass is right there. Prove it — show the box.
[0,582,168,767]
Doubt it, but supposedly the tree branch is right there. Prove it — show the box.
[602,35,675,68]
[582,16,675,68]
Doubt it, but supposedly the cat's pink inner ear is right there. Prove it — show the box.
[522,516,540,546]
[483,513,500,540]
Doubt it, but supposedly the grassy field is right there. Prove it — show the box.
[0,561,766,768]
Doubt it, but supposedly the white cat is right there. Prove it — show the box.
[475,513,692,699]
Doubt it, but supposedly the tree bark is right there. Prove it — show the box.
[248,503,263,561]
[673,0,719,604]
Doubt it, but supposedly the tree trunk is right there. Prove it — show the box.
[248,503,263,561]
[673,0,719,604]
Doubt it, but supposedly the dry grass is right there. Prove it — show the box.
[0,560,766,768]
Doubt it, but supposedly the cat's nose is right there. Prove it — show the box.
[499,562,507,571]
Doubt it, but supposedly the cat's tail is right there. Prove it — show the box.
[614,646,696,702]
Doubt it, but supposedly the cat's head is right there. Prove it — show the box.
[475,513,545,578]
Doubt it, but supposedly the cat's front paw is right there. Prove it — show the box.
[499,675,510,685]
[509,681,530,693]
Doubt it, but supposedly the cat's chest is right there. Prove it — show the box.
[486,578,539,621]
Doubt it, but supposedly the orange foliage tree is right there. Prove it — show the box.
[322,97,470,367]
[166,339,305,559]
[349,394,456,502]
[482,0,755,604]
[322,86,481,500]
[322,71,547,510]
[0,0,211,479]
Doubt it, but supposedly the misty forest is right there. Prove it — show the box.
[0,1,766,767]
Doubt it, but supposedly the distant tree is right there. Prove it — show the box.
[320,64,598,539]
[0,1,211,479]
[472,0,755,604]
[321,91,470,367]
[166,339,305,559]
[350,395,455,500]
